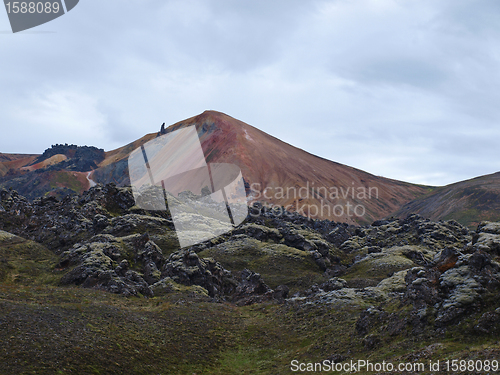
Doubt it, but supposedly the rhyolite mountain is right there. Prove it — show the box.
[0,110,498,226]
[0,144,105,201]
[84,110,433,225]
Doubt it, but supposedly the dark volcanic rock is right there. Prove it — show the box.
[34,144,105,172]
[403,243,500,329]
[356,307,388,336]
[160,250,288,304]
[234,269,271,297]
[2,184,500,327]
[474,308,500,334]
[161,249,237,297]
[232,269,290,306]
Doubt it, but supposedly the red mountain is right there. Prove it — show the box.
[126,111,431,224]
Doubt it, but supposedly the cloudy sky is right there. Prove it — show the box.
[1,0,499,186]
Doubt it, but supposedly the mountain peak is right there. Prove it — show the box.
[152,111,429,224]
[159,110,246,136]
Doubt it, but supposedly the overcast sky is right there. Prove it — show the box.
[1,0,499,186]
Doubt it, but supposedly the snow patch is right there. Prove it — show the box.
[244,129,253,141]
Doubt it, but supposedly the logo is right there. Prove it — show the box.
[128,125,248,248]
[3,0,79,33]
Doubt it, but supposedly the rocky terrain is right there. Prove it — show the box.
[1,183,500,373]
[32,144,105,172]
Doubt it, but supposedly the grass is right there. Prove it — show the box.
[0,284,303,374]
[0,285,241,374]
[2,280,500,374]
[2,222,500,374]
[198,238,327,293]
[0,231,60,285]
[49,172,86,193]
[444,208,500,229]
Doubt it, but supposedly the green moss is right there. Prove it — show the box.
[212,347,279,374]
[49,172,86,193]
[150,233,180,256]
[1,281,500,374]
[0,230,59,285]
[343,246,425,288]
[444,207,500,229]
[199,238,326,292]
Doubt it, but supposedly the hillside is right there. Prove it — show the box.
[395,172,500,228]
[1,185,500,373]
[0,153,38,177]
[0,145,105,200]
[1,111,498,228]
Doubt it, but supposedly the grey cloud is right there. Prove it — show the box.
[0,0,499,186]
[353,59,447,88]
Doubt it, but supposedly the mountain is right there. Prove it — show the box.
[150,111,433,225]
[0,153,38,176]
[0,110,497,227]
[1,112,500,372]
[395,172,500,228]
[0,145,106,200]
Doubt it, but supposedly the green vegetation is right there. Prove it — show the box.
[0,231,59,285]
[2,183,500,374]
[1,259,500,374]
[49,172,86,193]
[199,238,327,292]
[444,208,500,229]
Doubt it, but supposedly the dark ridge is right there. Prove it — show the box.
[32,144,105,172]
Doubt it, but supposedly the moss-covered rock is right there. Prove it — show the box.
[477,221,500,235]
[199,236,326,292]
[376,269,409,294]
[344,246,424,287]
[151,276,209,296]
[0,230,58,285]
[475,233,500,254]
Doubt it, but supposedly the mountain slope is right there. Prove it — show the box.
[0,153,38,177]
[91,133,157,187]
[148,110,431,224]
[0,145,106,200]
[395,172,500,228]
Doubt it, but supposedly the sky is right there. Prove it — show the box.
[0,0,499,187]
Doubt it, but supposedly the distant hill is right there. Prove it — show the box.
[394,172,500,228]
[30,144,105,172]
[0,145,104,200]
[0,153,38,177]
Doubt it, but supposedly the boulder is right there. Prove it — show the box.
[161,250,237,297]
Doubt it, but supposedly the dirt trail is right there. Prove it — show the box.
[86,171,96,188]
